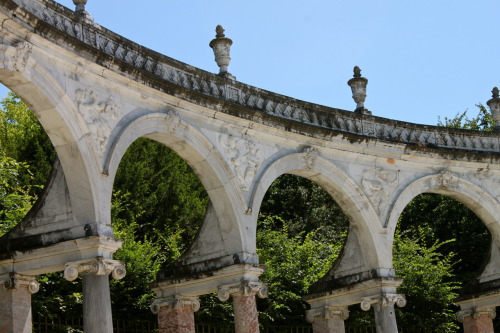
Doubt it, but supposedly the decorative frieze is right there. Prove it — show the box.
[360,294,406,311]
[150,296,200,314]
[63,257,126,281]
[217,281,268,302]
[1,273,39,294]
[306,306,349,323]
[10,0,500,154]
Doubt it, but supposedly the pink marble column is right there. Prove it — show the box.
[0,274,39,333]
[217,281,268,333]
[232,294,260,333]
[151,296,200,333]
[458,308,495,333]
[306,306,349,333]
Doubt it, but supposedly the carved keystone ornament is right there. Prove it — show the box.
[64,257,126,281]
[217,281,268,301]
[150,296,200,314]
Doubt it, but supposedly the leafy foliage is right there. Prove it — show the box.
[0,153,38,235]
[260,174,349,243]
[256,216,343,325]
[438,104,494,131]
[394,229,460,332]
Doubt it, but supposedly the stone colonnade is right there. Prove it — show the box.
[151,264,268,333]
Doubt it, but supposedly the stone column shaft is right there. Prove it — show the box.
[151,296,200,333]
[218,281,268,333]
[82,274,113,333]
[307,306,349,333]
[64,257,126,333]
[0,274,39,333]
[361,294,406,333]
[458,308,496,333]
[233,294,260,333]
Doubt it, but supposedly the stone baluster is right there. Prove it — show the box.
[0,273,39,333]
[64,257,126,333]
[217,281,268,333]
[457,307,496,333]
[360,294,406,333]
[151,296,200,333]
[306,306,349,333]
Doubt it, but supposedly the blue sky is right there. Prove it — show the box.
[8,0,500,126]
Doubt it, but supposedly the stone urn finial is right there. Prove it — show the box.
[487,86,500,132]
[73,0,93,21]
[209,25,235,80]
[73,0,87,14]
[347,66,371,115]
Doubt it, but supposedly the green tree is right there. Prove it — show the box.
[438,103,494,131]
[394,229,460,332]
[256,216,343,326]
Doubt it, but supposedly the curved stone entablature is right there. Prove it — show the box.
[5,0,499,156]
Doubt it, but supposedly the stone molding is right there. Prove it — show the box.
[456,307,497,323]
[63,257,126,281]
[360,294,406,311]
[306,306,349,323]
[10,0,500,155]
[1,273,39,294]
[150,295,200,314]
[217,281,268,301]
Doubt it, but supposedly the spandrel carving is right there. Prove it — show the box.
[361,168,398,215]
[75,89,119,156]
[220,134,262,191]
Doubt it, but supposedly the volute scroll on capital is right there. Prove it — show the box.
[306,306,349,323]
[360,294,406,311]
[63,257,126,281]
[217,281,268,302]
[456,307,496,322]
[1,273,39,294]
[150,296,200,314]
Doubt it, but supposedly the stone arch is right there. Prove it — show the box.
[250,152,389,270]
[0,43,104,236]
[386,173,500,282]
[103,110,247,256]
[386,173,499,241]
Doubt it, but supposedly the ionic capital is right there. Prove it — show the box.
[360,294,406,311]
[306,306,349,323]
[1,273,39,294]
[217,281,268,301]
[457,307,496,323]
[150,296,200,314]
[64,257,126,281]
